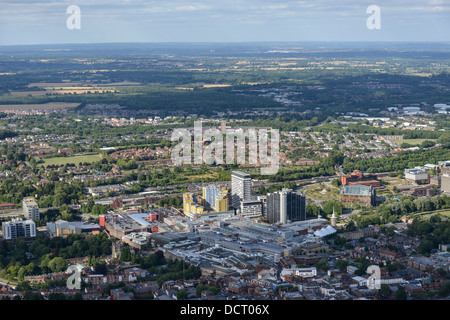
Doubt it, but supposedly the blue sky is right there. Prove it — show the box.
[0,0,449,45]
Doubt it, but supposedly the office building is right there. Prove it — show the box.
[442,173,450,193]
[239,199,263,218]
[231,171,251,209]
[404,167,429,184]
[266,189,306,224]
[340,185,376,207]
[2,218,36,240]
[23,197,40,221]
[440,161,450,193]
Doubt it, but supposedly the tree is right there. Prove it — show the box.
[94,263,108,275]
[380,284,391,299]
[335,259,349,271]
[315,259,329,272]
[345,221,356,232]
[395,286,407,300]
[48,257,68,273]
[120,245,132,262]
[323,200,343,216]
[176,289,189,300]
[331,178,341,188]
[421,140,435,148]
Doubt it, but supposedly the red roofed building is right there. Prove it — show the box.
[341,170,380,187]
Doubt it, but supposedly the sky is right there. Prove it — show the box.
[0,0,449,45]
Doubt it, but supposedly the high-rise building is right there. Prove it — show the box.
[23,197,40,221]
[2,218,36,240]
[266,189,306,224]
[231,171,251,209]
[202,185,229,212]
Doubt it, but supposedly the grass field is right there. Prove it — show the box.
[40,154,102,166]
[416,209,450,220]
[392,138,437,146]
[304,183,340,201]
[0,102,80,110]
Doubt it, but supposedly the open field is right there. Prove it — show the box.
[391,138,437,146]
[9,91,47,97]
[380,176,411,187]
[304,183,340,201]
[0,102,80,110]
[40,154,103,166]
[28,81,141,88]
[416,209,450,220]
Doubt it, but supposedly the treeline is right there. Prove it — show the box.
[349,195,450,229]
[0,233,111,281]
[407,216,450,255]
[342,147,449,174]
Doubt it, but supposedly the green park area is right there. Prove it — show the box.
[392,138,437,146]
[40,154,103,166]
[303,183,340,201]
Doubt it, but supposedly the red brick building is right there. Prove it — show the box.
[341,170,381,187]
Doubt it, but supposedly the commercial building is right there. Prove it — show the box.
[441,172,450,194]
[104,212,152,239]
[280,267,317,280]
[2,218,36,240]
[239,199,263,218]
[340,185,376,207]
[404,167,429,184]
[46,220,100,238]
[231,171,251,209]
[122,232,152,250]
[266,189,306,224]
[23,197,40,221]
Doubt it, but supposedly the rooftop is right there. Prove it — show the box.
[341,185,373,196]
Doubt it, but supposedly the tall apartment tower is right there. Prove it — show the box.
[231,171,251,209]
[266,189,306,224]
[23,197,40,221]
[203,185,229,212]
[2,218,36,240]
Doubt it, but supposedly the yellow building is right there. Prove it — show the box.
[202,186,229,212]
[215,196,228,212]
[183,193,205,216]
